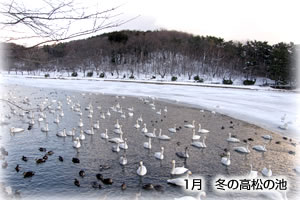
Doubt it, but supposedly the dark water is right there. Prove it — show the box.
[0,85,299,200]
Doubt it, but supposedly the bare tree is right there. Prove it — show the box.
[0,0,135,48]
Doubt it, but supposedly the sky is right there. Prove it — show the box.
[0,0,299,46]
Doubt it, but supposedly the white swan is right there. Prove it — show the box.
[57,128,67,137]
[197,124,210,134]
[158,129,171,140]
[100,129,109,139]
[128,107,134,112]
[119,138,128,150]
[121,113,126,118]
[154,147,164,160]
[59,111,64,117]
[168,124,177,133]
[29,118,35,125]
[73,137,81,148]
[141,123,148,133]
[113,125,123,134]
[112,143,120,152]
[78,118,83,127]
[134,120,140,128]
[128,112,134,117]
[114,119,121,129]
[144,137,152,149]
[108,131,124,143]
[184,120,195,129]
[41,123,49,132]
[221,152,231,166]
[192,129,200,140]
[279,122,288,130]
[100,113,105,119]
[262,165,272,177]
[167,171,192,186]
[117,107,123,113]
[119,154,128,165]
[252,144,267,152]
[174,192,206,200]
[171,160,188,175]
[67,128,76,136]
[164,106,168,113]
[156,109,161,115]
[248,164,258,178]
[93,120,100,129]
[138,115,143,122]
[38,117,44,122]
[233,144,250,154]
[145,128,156,138]
[262,135,272,140]
[191,136,206,148]
[137,161,147,176]
[226,133,240,143]
[54,114,60,124]
[84,127,94,135]
[79,130,85,140]
[10,127,25,133]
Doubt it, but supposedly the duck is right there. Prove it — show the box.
[248,164,258,178]
[167,171,192,186]
[56,128,67,137]
[108,131,124,143]
[252,144,267,152]
[84,127,94,135]
[144,137,152,149]
[67,128,76,136]
[191,136,207,148]
[168,124,177,133]
[96,174,113,184]
[170,160,189,175]
[100,129,109,139]
[184,120,195,129]
[192,129,200,140]
[93,120,100,129]
[233,144,250,154]
[197,124,210,134]
[79,170,85,177]
[78,118,83,127]
[145,128,156,138]
[58,156,64,162]
[119,138,128,150]
[141,123,148,133]
[157,129,171,140]
[221,152,231,166]
[174,191,206,200]
[112,143,120,152]
[10,127,25,133]
[226,133,240,143]
[121,182,127,190]
[72,157,80,163]
[262,135,272,140]
[176,147,189,158]
[79,130,85,140]
[23,171,35,178]
[142,183,154,190]
[119,154,128,165]
[134,120,140,128]
[74,178,80,187]
[262,165,272,177]
[154,147,164,160]
[137,161,147,176]
[73,137,81,148]
[114,119,121,129]
[15,164,20,172]
[22,156,28,162]
[41,123,49,132]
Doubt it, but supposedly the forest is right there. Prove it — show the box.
[2,30,298,86]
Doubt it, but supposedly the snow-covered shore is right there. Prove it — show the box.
[1,74,299,140]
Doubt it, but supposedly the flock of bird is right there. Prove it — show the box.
[0,89,297,200]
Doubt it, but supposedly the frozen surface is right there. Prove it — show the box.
[1,75,299,140]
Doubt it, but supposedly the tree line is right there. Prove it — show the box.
[2,30,297,85]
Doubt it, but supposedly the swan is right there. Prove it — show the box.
[170,160,189,175]
[226,133,240,143]
[108,131,124,143]
[59,111,64,117]
[87,112,93,118]
[119,138,128,150]
[184,120,195,129]
[57,128,67,137]
[137,161,147,176]
[248,164,258,178]
[252,144,267,152]
[145,128,156,138]
[197,124,210,134]
[154,147,164,160]
[167,171,192,186]
[279,122,288,130]
[128,112,134,117]
[164,106,167,113]
[262,165,272,177]
[168,124,177,133]
[29,118,35,125]
[192,129,200,140]
[84,127,94,135]
[41,123,49,132]
[78,118,83,127]
[156,109,162,115]
[174,192,206,200]
[191,136,206,148]
[114,125,123,134]
[38,117,44,122]
[100,129,109,139]
[117,108,123,113]
[134,120,140,128]
[144,137,152,149]
[158,129,171,140]
[128,107,134,112]
[10,127,25,133]
[119,154,128,165]
[79,130,85,140]
[233,144,250,154]
[176,147,189,158]
[73,137,81,148]
[138,115,143,122]
[281,114,286,122]
[262,135,272,140]
[100,113,105,119]
[116,102,120,108]
[141,123,148,133]
[93,120,100,129]
[114,119,121,129]
[54,114,60,124]
[121,113,126,118]
[67,128,76,136]
[221,152,231,166]
[112,143,120,152]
